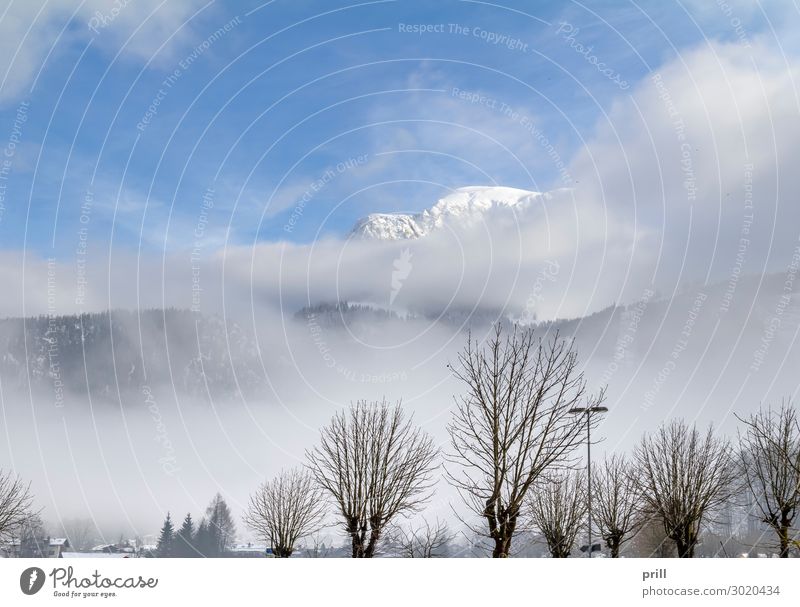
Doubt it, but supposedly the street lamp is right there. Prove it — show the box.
[569,405,608,558]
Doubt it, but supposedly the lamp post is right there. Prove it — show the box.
[569,405,608,557]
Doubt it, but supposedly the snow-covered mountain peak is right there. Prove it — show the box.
[349,186,542,241]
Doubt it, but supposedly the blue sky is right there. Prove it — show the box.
[0,0,794,256]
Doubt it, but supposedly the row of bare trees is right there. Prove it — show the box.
[245,400,439,557]
[238,325,800,558]
[0,324,795,559]
[3,324,794,558]
[535,405,800,559]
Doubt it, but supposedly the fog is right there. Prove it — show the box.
[1,309,473,543]
[3,271,800,543]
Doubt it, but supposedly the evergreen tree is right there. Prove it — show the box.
[205,493,236,556]
[156,512,174,557]
[174,513,196,557]
[194,519,212,557]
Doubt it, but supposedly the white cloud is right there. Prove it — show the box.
[568,38,800,288]
[243,39,793,321]
[218,40,800,322]
[0,0,212,105]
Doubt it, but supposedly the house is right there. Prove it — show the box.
[1,537,70,558]
[0,540,20,558]
[90,543,137,555]
[62,552,130,559]
[229,542,269,558]
[49,538,70,558]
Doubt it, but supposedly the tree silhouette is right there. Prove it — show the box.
[205,494,236,556]
[635,420,735,558]
[174,513,196,557]
[307,399,438,558]
[446,325,599,557]
[244,468,326,558]
[156,512,174,558]
[0,469,35,543]
[528,470,587,558]
[737,403,800,557]
[593,455,643,557]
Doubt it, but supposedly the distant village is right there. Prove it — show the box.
[0,489,792,559]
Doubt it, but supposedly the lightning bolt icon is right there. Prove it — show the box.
[29,570,38,590]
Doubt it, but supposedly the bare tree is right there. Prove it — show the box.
[593,454,643,557]
[302,531,333,558]
[737,403,800,557]
[446,325,600,557]
[205,493,236,556]
[307,399,438,558]
[635,420,736,558]
[6,512,49,557]
[528,470,587,558]
[59,518,98,551]
[244,468,326,558]
[387,517,454,558]
[0,469,35,543]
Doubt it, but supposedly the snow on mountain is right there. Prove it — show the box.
[348,186,543,240]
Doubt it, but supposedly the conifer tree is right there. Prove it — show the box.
[156,512,175,557]
[174,513,196,557]
[194,519,211,557]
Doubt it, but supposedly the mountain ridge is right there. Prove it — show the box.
[348,185,545,240]
[0,309,263,402]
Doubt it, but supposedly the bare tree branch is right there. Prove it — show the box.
[445,324,600,557]
[593,454,644,557]
[737,402,800,557]
[58,518,98,551]
[244,468,326,558]
[0,469,35,543]
[634,420,736,558]
[386,517,454,558]
[528,469,587,558]
[301,531,333,558]
[306,399,439,558]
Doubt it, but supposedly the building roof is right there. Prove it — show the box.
[62,552,130,559]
